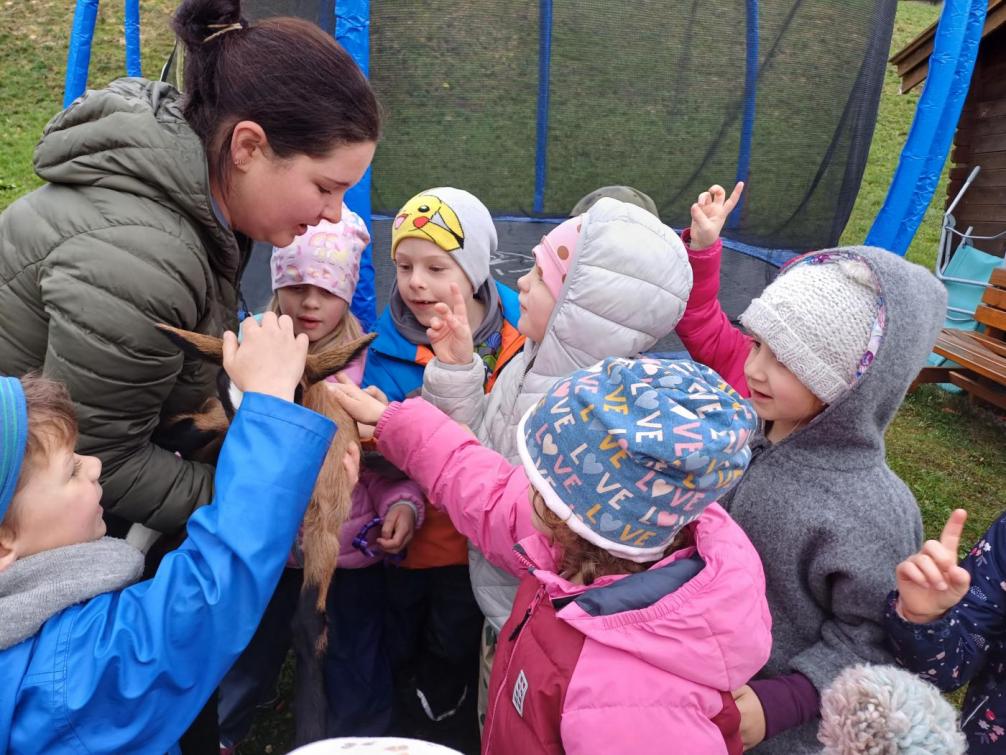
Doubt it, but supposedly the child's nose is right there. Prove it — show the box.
[516,271,531,292]
[321,197,344,224]
[86,455,102,480]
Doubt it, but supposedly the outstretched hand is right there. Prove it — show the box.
[896,508,971,624]
[328,373,390,426]
[377,503,416,554]
[690,181,744,250]
[427,283,476,366]
[222,312,308,402]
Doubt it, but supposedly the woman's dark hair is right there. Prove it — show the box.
[172,0,381,187]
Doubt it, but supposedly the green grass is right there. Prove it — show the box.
[0,0,1003,750]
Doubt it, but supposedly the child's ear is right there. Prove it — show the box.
[0,531,18,572]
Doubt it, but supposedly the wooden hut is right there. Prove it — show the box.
[891,0,1006,256]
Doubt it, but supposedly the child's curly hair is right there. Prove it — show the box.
[533,491,687,584]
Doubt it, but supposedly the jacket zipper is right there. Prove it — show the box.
[962,694,992,729]
[484,585,545,752]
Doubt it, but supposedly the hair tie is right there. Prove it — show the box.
[203,22,244,43]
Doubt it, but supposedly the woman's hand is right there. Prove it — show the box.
[222,312,308,402]
[896,508,971,624]
[328,374,390,426]
[690,182,744,250]
[426,282,476,366]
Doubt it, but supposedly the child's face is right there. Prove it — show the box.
[529,488,550,535]
[395,238,475,327]
[7,446,105,560]
[744,338,825,427]
[276,284,349,342]
[516,263,556,343]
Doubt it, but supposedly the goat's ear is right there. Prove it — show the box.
[156,323,225,365]
[304,333,376,385]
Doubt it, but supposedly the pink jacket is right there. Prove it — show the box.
[375,398,773,755]
[673,232,753,397]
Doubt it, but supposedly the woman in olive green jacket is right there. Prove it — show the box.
[0,0,379,533]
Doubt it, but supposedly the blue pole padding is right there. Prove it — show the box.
[729,0,759,230]
[336,0,377,330]
[865,0,987,255]
[533,0,553,215]
[124,0,142,77]
[63,0,101,107]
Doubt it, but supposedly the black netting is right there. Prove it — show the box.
[241,0,895,251]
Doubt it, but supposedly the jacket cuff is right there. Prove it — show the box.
[884,590,954,636]
[239,392,336,443]
[680,227,723,256]
[374,400,406,441]
[748,673,820,740]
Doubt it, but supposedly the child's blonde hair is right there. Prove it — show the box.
[0,374,78,536]
[268,294,364,353]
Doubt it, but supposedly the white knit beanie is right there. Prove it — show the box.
[740,254,880,404]
[391,187,496,290]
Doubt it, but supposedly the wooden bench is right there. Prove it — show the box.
[913,266,1006,409]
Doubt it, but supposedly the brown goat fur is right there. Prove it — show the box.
[156,323,376,620]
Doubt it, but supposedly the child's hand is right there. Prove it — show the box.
[427,282,476,366]
[377,503,416,554]
[222,313,308,402]
[689,181,744,250]
[732,685,766,750]
[364,385,389,405]
[328,374,389,426]
[896,508,971,624]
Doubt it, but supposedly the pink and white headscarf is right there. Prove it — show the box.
[270,205,371,304]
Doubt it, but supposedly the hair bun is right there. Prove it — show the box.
[173,0,245,49]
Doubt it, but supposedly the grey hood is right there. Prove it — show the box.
[34,77,242,283]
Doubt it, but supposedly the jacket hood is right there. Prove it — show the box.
[761,246,946,466]
[33,77,242,282]
[528,198,692,383]
[521,504,772,691]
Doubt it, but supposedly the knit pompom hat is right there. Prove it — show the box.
[818,664,966,754]
[740,249,882,404]
[517,357,756,562]
[391,187,497,291]
[271,206,370,304]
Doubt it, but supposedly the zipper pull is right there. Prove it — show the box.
[507,605,533,642]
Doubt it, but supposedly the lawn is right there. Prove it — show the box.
[0,0,1002,751]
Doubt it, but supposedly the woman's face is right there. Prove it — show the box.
[224,135,375,248]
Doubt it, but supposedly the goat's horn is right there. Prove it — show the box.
[156,323,224,364]
[304,333,377,385]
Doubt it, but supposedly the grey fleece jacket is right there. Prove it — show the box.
[720,246,947,754]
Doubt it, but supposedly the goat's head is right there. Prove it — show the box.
[156,323,376,626]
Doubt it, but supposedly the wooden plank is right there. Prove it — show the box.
[975,304,1006,332]
[951,186,1006,205]
[982,286,1006,309]
[934,330,1006,382]
[911,365,955,392]
[949,150,1006,171]
[969,330,1006,358]
[949,370,1006,410]
[992,268,1006,287]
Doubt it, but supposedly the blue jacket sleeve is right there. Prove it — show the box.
[11,393,334,754]
[886,514,1006,692]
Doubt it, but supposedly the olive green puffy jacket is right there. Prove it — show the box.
[0,78,250,532]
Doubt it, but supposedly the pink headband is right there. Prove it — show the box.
[532,215,582,300]
[270,207,371,303]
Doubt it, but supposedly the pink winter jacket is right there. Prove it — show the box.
[375,398,773,755]
[673,232,753,397]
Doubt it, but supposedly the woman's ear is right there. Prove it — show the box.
[229,120,270,171]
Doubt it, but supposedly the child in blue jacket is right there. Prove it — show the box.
[886,508,1006,751]
[0,314,341,754]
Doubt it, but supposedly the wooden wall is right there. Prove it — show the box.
[948,25,1006,257]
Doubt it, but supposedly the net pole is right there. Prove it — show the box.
[63,0,100,107]
[729,0,759,230]
[124,0,142,77]
[533,0,554,214]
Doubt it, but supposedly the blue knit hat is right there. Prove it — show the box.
[0,376,29,522]
[517,357,756,562]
